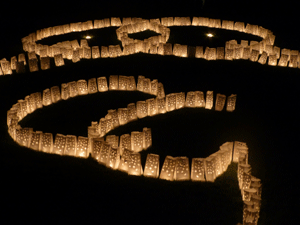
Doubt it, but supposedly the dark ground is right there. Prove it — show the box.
[0,1,298,224]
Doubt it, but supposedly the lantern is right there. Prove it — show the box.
[128,152,143,176]
[137,76,145,92]
[16,128,33,147]
[215,93,226,111]
[175,92,185,109]
[131,131,144,152]
[10,56,17,70]
[250,194,262,212]
[173,44,181,57]
[210,153,223,177]
[33,92,43,109]
[167,17,174,26]
[289,55,298,68]
[77,80,88,95]
[163,43,172,55]
[93,20,102,29]
[185,91,196,107]
[110,17,122,26]
[42,88,52,106]
[205,91,213,109]
[40,57,50,70]
[249,50,259,62]
[242,47,251,60]
[109,75,119,90]
[238,164,252,190]
[233,141,248,162]
[174,157,190,181]
[107,109,120,128]
[204,157,216,182]
[16,61,26,74]
[118,148,133,172]
[28,58,38,72]
[243,205,260,225]
[136,101,148,118]
[149,44,158,54]
[105,135,119,149]
[191,158,206,181]
[108,45,117,57]
[119,134,131,156]
[106,147,121,169]
[118,75,128,90]
[149,79,158,96]
[243,188,257,202]
[181,45,188,57]
[143,127,152,149]
[160,156,177,181]
[218,149,229,172]
[91,46,100,59]
[157,82,165,98]
[280,49,290,61]
[157,97,166,114]
[214,19,222,28]
[267,54,277,66]
[157,43,164,55]
[258,52,268,64]
[215,47,224,60]
[91,138,104,161]
[27,94,36,113]
[250,182,262,198]
[98,118,107,137]
[205,47,217,60]
[97,77,108,92]
[165,93,176,112]
[62,24,70,34]
[225,49,234,60]
[146,98,158,116]
[234,21,245,32]
[122,17,131,26]
[53,134,66,155]
[238,149,249,165]
[18,53,26,65]
[50,86,60,103]
[126,103,137,122]
[144,154,159,178]
[227,20,234,30]
[87,78,98,94]
[40,133,53,153]
[101,46,109,58]
[142,78,151,94]
[53,53,64,66]
[72,49,80,63]
[241,171,252,195]
[278,54,288,67]
[78,48,84,59]
[61,83,70,100]
[17,99,27,119]
[76,136,89,158]
[195,91,205,107]
[63,135,77,156]
[82,47,91,59]
[234,47,243,60]
[94,141,110,165]
[118,108,129,125]
[195,46,204,58]
[68,81,79,97]
[191,17,199,26]
[102,18,110,27]
[226,94,237,112]
[28,131,43,151]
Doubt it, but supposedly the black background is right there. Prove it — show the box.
[0,1,298,224]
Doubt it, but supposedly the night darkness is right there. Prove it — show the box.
[0,1,298,224]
